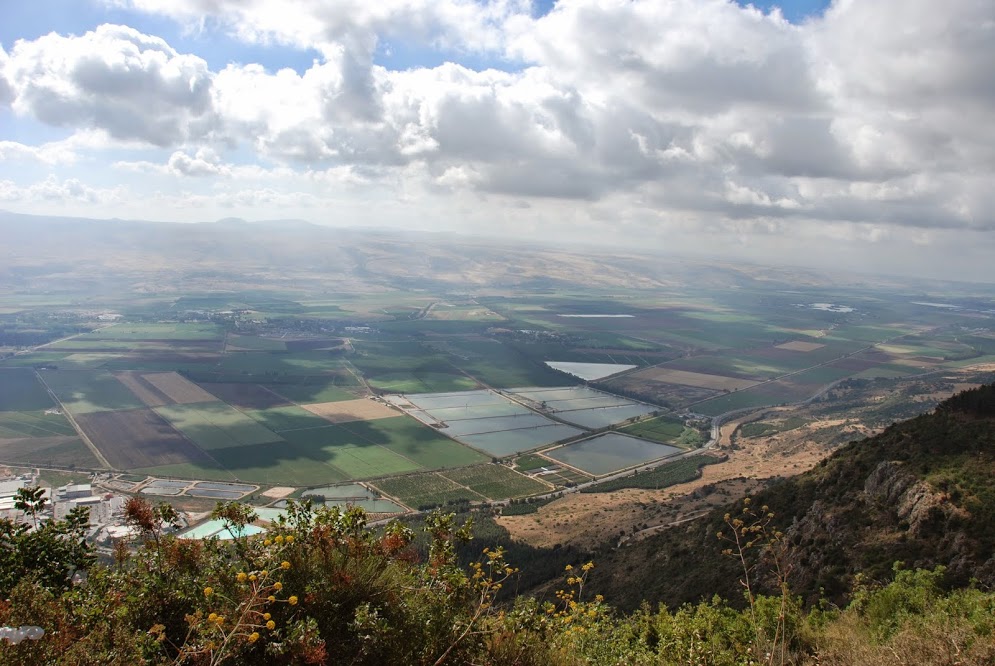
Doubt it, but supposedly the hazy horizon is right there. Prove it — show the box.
[1,1,993,282]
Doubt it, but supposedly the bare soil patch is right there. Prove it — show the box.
[142,372,216,404]
[261,486,296,499]
[75,408,214,469]
[116,372,173,407]
[301,398,399,423]
[775,341,826,352]
[632,368,756,391]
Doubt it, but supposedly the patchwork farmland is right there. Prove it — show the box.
[4,283,994,510]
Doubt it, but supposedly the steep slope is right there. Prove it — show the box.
[589,384,995,611]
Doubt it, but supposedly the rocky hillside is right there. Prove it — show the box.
[589,384,995,610]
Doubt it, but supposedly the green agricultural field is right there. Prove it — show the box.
[337,417,487,469]
[619,415,685,443]
[0,411,77,439]
[269,382,359,404]
[36,470,94,489]
[218,351,350,376]
[225,334,287,351]
[55,353,125,369]
[244,405,333,433]
[79,323,224,340]
[0,352,71,368]
[441,339,567,388]
[269,415,481,474]
[321,444,420,479]
[829,324,915,343]
[0,436,101,468]
[278,426,423,480]
[49,340,216,352]
[133,461,236,483]
[350,340,478,393]
[440,464,550,499]
[789,365,856,385]
[368,372,478,394]
[40,370,145,414]
[692,390,787,416]
[155,402,284,450]
[513,454,552,471]
[136,439,355,486]
[693,364,857,416]
[945,354,995,369]
[370,472,487,510]
[0,368,55,411]
[580,454,721,493]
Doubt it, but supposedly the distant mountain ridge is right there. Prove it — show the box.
[0,209,970,294]
[588,384,995,610]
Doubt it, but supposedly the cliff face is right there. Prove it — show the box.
[588,385,995,611]
[862,460,968,538]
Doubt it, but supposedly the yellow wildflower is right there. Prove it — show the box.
[266,620,276,630]
[285,535,294,544]
[275,535,284,544]
[273,581,282,591]
[203,587,214,597]
[288,595,298,606]
[236,572,248,583]
[281,561,291,570]
[248,632,259,643]
[263,613,271,621]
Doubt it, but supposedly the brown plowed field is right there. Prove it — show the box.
[301,399,398,423]
[200,383,290,409]
[631,368,756,391]
[75,408,214,469]
[116,372,173,407]
[142,372,216,404]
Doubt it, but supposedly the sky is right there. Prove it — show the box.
[0,0,993,282]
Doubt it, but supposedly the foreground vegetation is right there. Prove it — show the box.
[2,488,995,665]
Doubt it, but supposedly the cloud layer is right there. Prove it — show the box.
[0,0,993,275]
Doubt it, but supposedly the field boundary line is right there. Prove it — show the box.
[33,370,113,469]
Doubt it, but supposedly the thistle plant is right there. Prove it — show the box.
[718,497,794,666]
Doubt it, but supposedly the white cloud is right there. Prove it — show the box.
[0,0,990,255]
[4,24,215,145]
[167,148,229,176]
[0,176,122,204]
[0,46,14,107]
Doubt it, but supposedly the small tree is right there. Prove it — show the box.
[0,488,94,595]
